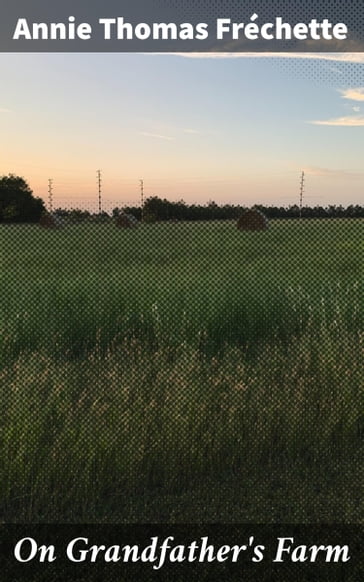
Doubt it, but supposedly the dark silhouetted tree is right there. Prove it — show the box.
[0,174,45,223]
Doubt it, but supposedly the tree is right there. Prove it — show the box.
[0,174,45,223]
[143,196,170,221]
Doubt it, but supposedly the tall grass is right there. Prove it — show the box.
[0,220,362,359]
[0,219,362,521]
[1,318,362,521]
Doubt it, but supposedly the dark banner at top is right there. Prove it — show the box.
[0,0,363,52]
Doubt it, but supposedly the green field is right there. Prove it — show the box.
[0,219,363,522]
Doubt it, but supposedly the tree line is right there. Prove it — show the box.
[120,196,364,221]
[1,175,363,223]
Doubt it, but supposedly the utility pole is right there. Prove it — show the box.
[140,179,144,222]
[299,170,305,219]
[48,178,53,214]
[97,170,102,214]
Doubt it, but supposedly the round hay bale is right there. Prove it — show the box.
[39,213,61,228]
[116,213,139,229]
[237,208,269,231]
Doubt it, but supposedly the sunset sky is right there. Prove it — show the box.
[1,52,364,211]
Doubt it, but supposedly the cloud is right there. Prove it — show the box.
[171,52,364,63]
[309,116,364,126]
[310,87,364,127]
[304,166,364,178]
[183,128,201,135]
[139,131,174,140]
[0,107,11,113]
[340,87,364,101]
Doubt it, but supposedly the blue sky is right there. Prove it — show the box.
[1,52,363,210]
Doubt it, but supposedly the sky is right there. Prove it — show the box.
[1,52,364,211]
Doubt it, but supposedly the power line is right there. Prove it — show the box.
[299,171,305,218]
[97,170,102,214]
[48,178,53,213]
[140,178,144,222]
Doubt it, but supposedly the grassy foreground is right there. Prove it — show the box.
[0,219,363,522]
